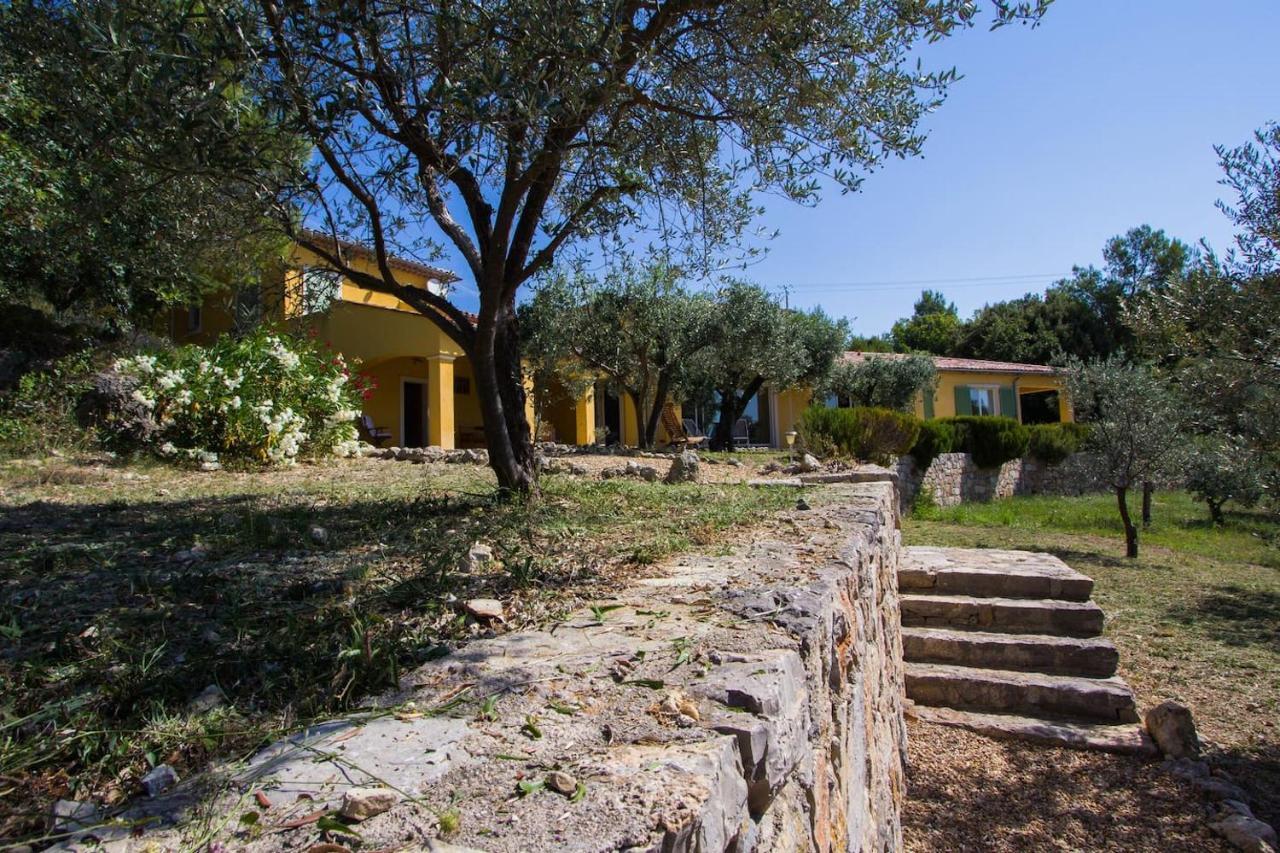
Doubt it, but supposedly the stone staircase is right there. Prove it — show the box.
[899,546,1155,755]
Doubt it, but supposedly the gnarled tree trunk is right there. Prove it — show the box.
[471,303,536,495]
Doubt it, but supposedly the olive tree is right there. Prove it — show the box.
[520,260,715,449]
[254,0,1048,492]
[687,282,846,450]
[0,0,296,331]
[818,353,938,412]
[1064,356,1184,558]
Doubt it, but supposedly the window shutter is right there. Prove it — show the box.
[953,385,970,417]
[999,386,1017,420]
[922,388,934,419]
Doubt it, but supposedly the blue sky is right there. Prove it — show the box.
[433,1,1278,334]
[753,0,1280,334]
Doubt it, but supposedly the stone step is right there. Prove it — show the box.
[901,627,1119,678]
[901,546,1094,602]
[900,593,1105,638]
[908,704,1156,756]
[905,662,1139,724]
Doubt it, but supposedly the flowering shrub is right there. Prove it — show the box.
[113,330,370,465]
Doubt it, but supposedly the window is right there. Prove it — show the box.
[968,386,998,416]
[186,305,202,333]
[453,376,471,395]
[299,266,342,313]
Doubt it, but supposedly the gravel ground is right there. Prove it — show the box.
[903,719,1230,852]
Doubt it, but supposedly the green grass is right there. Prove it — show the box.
[0,456,789,844]
[906,489,1280,826]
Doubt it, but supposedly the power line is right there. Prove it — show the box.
[781,272,1071,292]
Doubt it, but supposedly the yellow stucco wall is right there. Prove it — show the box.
[924,372,1070,422]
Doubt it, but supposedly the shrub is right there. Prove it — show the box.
[1026,422,1088,465]
[799,405,921,464]
[943,416,1030,469]
[107,330,370,465]
[0,349,100,456]
[910,419,959,469]
[1184,435,1263,525]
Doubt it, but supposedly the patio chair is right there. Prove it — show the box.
[660,403,706,447]
[358,414,392,446]
[731,417,751,447]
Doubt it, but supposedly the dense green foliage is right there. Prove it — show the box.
[890,290,963,355]
[0,0,295,330]
[878,226,1193,364]
[1026,422,1089,465]
[799,405,921,464]
[1184,435,1265,525]
[685,282,847,450]
[818,354,937,411]
[521,260,715,448]
[910,419,960,469]
[111,332,367,465]
[942,416,1031,469]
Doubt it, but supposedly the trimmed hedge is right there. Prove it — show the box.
[1026,422,1090,465]
[799,405,921,465]
[940,416,1030,469]
[910,419,959,469]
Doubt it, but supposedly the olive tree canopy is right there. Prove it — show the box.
[256,0,1049,491]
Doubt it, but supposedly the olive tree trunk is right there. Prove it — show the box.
[1116,485,1139,558]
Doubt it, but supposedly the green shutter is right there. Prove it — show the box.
[922,388,935,419]
[953,384,970,417]
[999,386,1017,420]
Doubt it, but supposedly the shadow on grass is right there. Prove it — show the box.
[0,486,602,840]
[1165,584,1280,652]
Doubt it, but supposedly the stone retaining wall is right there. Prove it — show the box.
[92,482,907,853]
[895,452,1105,508]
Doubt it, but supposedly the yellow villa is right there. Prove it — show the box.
[168,238,1068,452]
[167,237,675,450]
[767,352,1072,449]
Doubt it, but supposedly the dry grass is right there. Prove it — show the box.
[0,453,791,846]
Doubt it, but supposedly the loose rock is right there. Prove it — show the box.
[141,764,180,797]
[664,451,701,484]
[188,684,227,714]
[50,799,101,834]
[1145,700,1200,758]
[464,598,505,622]
[1210,814,1278,852]
[545,770,577,796]
[309,525,329,545]
[339,787,398,822]
[467,543,495,569]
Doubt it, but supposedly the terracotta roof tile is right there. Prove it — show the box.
[841,351,1058,375]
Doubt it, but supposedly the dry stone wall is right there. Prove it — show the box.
[896,452,1106,509]
[80,482,907,853]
